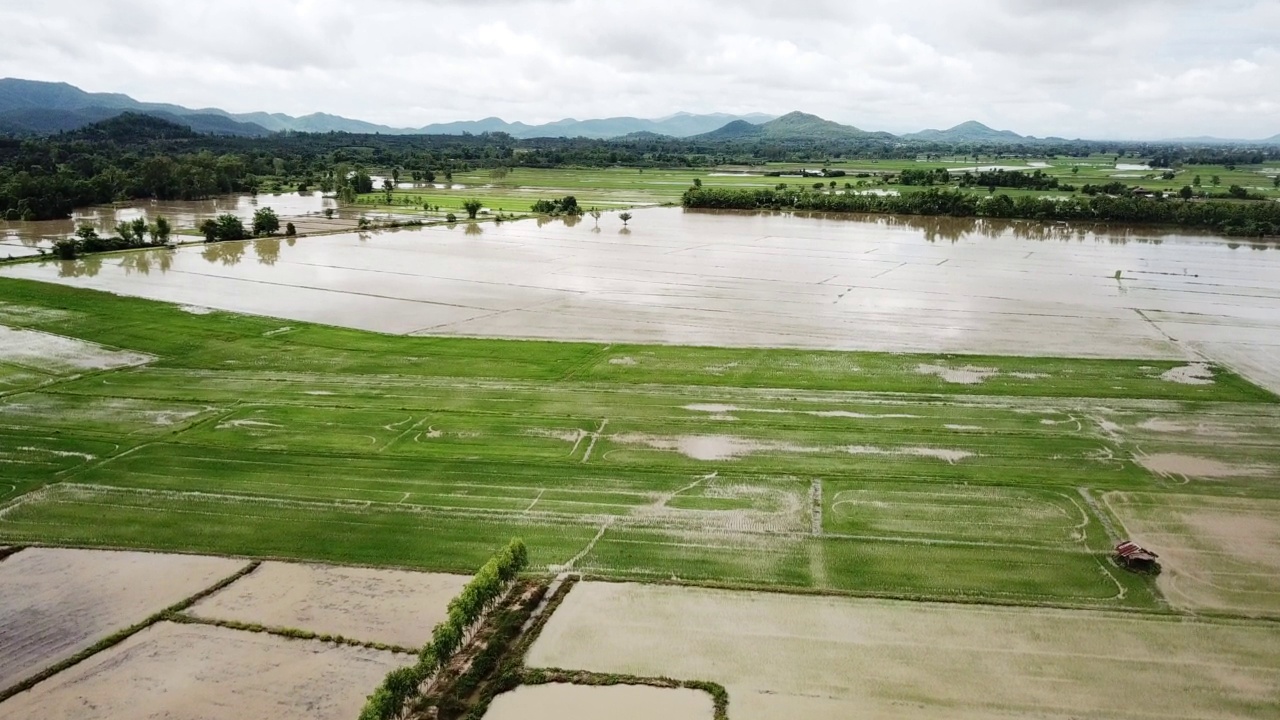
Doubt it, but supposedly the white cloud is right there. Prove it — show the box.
[1,0,1276,138]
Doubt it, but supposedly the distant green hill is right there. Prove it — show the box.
[901,120,1025,143]
[696,111,894,142]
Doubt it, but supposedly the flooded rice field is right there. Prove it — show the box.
[0,191,339,254]
[529,582,1280,720]
[3,207,1279,390]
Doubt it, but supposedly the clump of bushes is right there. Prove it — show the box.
[530,196,580,215]
[52,215,173,260]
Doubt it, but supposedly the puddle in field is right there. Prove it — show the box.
[1160,363,1215,385]
[0,325,153,373]
[1137,453,1269,478]
[844,445,974,464]
[216,419,284,430]
[1137,418,1242,437]
[613,432,972,463]
[613,433,818,460]
[608,356,637,366]
[683,404,917,419]
[916,364,999,384]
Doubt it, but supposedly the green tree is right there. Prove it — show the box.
[1210,175,1221,187]
[199,218,220,243]
[1179,185,1193,201]
[150,216,171,244]
[619,211,632,226]
[285,221,297,236]
[130,217,148,244]
[252,207,280,236]
[589,208,602,228]
[214,214,247,242]
[1273,175,1279,189]
[323,208,335,219]
[463,199,483,219]
[115,221,135,243]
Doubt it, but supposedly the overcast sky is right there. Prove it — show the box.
[2,0,1277,139]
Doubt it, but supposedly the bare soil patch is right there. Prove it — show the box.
[528,582,1280,720]
[190,561,469,647]
[0,548,245,692]
[482,683,713,720]
[0,622,402,720]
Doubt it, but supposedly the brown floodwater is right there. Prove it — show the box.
[3,207,1279,391]
[0,192,340,253]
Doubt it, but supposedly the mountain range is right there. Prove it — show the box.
[1,78,1276,145]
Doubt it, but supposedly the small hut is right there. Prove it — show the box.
[1114,540,1161,574]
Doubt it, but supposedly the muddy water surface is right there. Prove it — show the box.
[4,208,1279,391]
[0,192,338,252]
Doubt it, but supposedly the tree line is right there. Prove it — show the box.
[358,538,529,720]
[682,186,1280,237]
[6,112,1279,223]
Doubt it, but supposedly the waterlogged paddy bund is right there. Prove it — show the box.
[4,209,1280,392]
[529,582,1280,720]
[483,683,714,720]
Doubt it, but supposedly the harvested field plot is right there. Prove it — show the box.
[529,582,1280,720]
[1105,492,1280,615]
[0,548,246,693]
[483,684,714,720]
[0,622,403,720]
[190,561,469,647]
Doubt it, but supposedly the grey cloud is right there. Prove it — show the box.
[2,0,1276,139]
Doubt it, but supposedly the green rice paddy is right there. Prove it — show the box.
[1,276,1277,613]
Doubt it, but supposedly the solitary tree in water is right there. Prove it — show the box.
[149,216,171,243]
[463,199,483,219]
[619,212,632,226]
[252,207,280,236]
[589,208,602,228]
